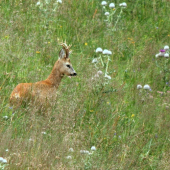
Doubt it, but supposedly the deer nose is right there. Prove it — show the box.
[73,72,77,76]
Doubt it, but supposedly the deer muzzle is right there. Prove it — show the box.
[71,72,77,76]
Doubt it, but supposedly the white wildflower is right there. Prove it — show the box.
[101,1,107,6]
[80,150,90,154]
[143,84,151,90]
[155,53,160,58]
[91,146,96,151]
[0,157,3,162]
[3,116,8,119]
[2,159,7,163]
[29,138,33,141]
[109,3,115,8]
[88,152,93,155]
[57,0,62,3]
[155,52,164,57]
[137,84,142,89]
[105,74,111,79]
[94,70,103,78]
[69,148,74,152]
[0,157,7,164]
[36,1,40,6]
[164,45,169,50]
[164,53,169,58]
[5,149,9,152]
[105,12,110,16]
[96,47,103,53]
[97,70,103,75]
[119,2,127,7]
[92,58,98,63]
[66,155,72,159]
[159,52,164,56]
[103,49,112,55]
[41,132,47,134]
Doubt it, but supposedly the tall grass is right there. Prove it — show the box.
[0,0,170,169]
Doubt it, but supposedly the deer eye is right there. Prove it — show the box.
[66,64,71,68]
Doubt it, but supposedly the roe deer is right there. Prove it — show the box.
[10,43,77,108]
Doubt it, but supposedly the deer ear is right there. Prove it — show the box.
[59,49,66,59]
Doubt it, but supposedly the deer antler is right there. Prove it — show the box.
[60,43,72,56]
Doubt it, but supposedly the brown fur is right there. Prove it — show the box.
[10,43,77,108]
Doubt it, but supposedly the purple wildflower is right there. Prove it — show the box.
[160,49,166,53]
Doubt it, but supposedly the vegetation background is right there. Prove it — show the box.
[0,0,170,169]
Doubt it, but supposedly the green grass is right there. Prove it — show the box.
[1,0,170,169]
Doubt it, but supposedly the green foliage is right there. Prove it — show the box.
[0,0,170,169]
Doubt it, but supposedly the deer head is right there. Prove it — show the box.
[58,43,77,77]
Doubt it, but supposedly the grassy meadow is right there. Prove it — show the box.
[1,0,170,169]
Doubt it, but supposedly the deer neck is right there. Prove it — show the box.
[46,61,64,88]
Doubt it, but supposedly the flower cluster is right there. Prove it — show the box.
[103,49,112,55]
[66,146,97,159]
[101,1,127,32]
[92,47,112,79]
[36,0,62,14]
[154,45,170,86]
[102,1,127,16]
[96,47,112,55]
[80,146,96,154]
[155,45,169,58]
[0,157,7,164]
[92,70,103,79]
[119,2,127,7]
[137,84,151,90]
[101,1,127,8]
[36,0,62,6]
